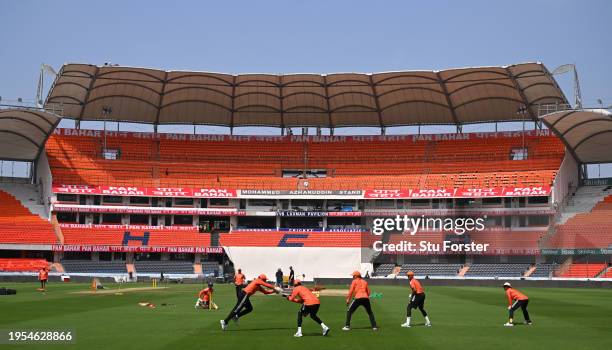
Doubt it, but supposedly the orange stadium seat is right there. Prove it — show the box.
[219,231,374,247]
[559,263,607,278]
[548,195,612,249]
[45,131,564,189]
[0,191,57,244]
[0,258,50,272]
[61,226,211,247]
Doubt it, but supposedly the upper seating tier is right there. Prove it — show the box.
[45,130,564,190]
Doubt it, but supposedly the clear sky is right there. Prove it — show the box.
[1,0,611,175]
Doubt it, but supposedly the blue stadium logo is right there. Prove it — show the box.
[278,234,309,247]
[122,231,150,246]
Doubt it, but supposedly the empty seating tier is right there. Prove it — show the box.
[558,263,607,278]
[0,258,49,272]
[219,231,374,247]
[134,261,194,274]
[46,130,564,190]
[61,260,127,273]
[60,225,211,247]
[464,263,531,277]
[399,263,462,276]
[548,195,612,249]
[0,190,56,244]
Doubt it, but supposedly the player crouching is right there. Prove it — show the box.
[220,274,278,330]
[195,282,217,310]
[285,280,330,337]
[401,271,431,327]
[503,282,532,327]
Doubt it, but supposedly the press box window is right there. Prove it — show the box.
[102,148,120,160]
[209,198,229,206]
[56,194,77,202]
[510,147,528,160]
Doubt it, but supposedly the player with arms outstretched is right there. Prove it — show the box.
[401,271,431,327]
[286,280,330,337]
[503,282,532,326]
[343,271,378,331]
[220,274,278,330]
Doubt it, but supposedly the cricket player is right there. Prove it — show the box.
[343,271,378,331]
[286,280,330,337]
[234,268,246,297]
[503,282,532,326]
[195,282,214,309]
[401,271,431,327]
[38,267,48,290]
[220,274,278,330]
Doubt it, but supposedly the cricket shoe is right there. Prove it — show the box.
[342,326,350,331]
[525,321,533,325]
[425,323,432,327]
[294,331,303,338]
[220,320,227,331]
[372,327,379,331]
[400,322,411,328]
[503,322,514,327]
[322,326,330,336]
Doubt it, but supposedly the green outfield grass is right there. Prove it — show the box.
[1,281,611,349]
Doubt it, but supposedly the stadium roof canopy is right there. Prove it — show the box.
[0,108,61,161]
[540,109,612,164]
[45,62,568,128]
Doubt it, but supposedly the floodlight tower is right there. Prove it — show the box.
[551,64,582,109]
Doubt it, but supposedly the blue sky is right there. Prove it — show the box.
[1,0,611,175]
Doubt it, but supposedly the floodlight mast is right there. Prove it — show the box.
[551,64,582,109]
[36,63,57,108]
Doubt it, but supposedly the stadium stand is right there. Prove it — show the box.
[558,263,607,278]
[201,261,219,275]
[60,225,211,247]
[0,190,57,244]
[548,195,612,249]
[530,263,558,278]
[373,263,395,277]
[61,260,127,273]
[219,231,373,247]
[600,267,612,278]
[133,261,194,274]
[45,131,564,190]
[0,258,49,272]
[386,231,543,254]
[399,263,462,276]
[464,263,531,277]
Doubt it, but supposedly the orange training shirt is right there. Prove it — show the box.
[346,278,370,302]
[198,288,212,301]
[409,278,424,294]
[234,273,245,286]
[288,285,320,306]
[38,270,48,281]
[243,278,275,296]
[506,288,528,306]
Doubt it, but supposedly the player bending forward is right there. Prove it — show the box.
[343,271,378,331]
[286,280,330,337]
[503,282,532,327]
[220,274,278,330]
[401,271,431,327]
[195,282,215,309]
